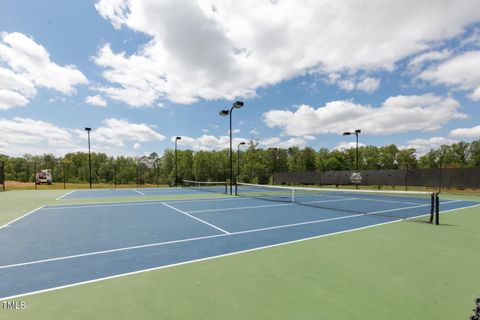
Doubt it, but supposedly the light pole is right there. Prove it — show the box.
[175,136,181,186]
[343,129,361,172]
[237,141,246,184]
[219,101,244,195]
[85,127,92,189]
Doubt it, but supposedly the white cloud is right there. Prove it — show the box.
[0,89,30,110]
[407,49,452,73]
[78,118,166,147]
[469,87,480,101]
[327,75,381,93]
[249,128,258,135]
[338,79,356,92]
[94,0,480,106]
[258,137,309,148]
[419,51,480,100]
[334,141,366,151]
[85,95,107,107]
[356,77,381,93]
[173,134,243,151]
[450,125,480,138]
[0,117,166,156]
[0,32,88,109]
[263,94,466,136]
[172,134,309,151]
[0,117,81,156]
[400,137,458,155]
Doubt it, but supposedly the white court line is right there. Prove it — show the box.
[186,202,296,213]
[133,189,146,196]
[165,197,244,204]
[43,202,167,210]
[56,190,76,200]
[0,206,45,230]
[161,202,230,234]
[0,212,363,271]
[185,198,357,214]
[295,192,422,206]
[0,201,434,270]
[0,219,401,301]
[2,200,479,300]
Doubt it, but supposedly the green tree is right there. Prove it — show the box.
[396,148,417,169]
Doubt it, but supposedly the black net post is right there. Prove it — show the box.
[435,193,440,225]
[429,193,434,224]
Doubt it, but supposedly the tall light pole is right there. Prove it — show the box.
[85,127,92,189]
[237,141,246,184]
[343,129,361,172]
[219,101,244,195]
[175,136,181,186]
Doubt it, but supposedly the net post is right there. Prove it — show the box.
[429,193,434,224]
[291,189,295,203]
[435,193,440,225]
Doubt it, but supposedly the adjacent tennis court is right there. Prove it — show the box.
[0,184,477,300]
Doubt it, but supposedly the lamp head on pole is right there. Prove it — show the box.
[233,101,244,109]
[355,129,361,134]
[343,132,351,136]
[239,142,246,146]
[85,127,91,132]
[175,136,181,141]
[219,110,229,117]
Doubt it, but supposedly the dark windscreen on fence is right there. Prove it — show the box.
[274,168,480,189]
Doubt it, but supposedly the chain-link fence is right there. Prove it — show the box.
[274,167,480,191]
[1,159,166,190]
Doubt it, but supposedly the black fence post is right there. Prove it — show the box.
[0,160,5,191]
[34,162,37,190]
[113,164,116,188]
[435,193,440,225]
[155,162,159,187]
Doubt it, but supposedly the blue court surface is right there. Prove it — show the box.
[58,187,212,200]
[0,192,478,299]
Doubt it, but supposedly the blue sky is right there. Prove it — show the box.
[1,0,480,157]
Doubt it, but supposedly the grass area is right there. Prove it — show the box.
[0,191,479,319]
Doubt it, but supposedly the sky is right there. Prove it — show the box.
[1,0,480,157]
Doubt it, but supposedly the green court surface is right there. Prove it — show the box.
[0,190,479,319]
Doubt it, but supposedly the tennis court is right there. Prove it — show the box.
[0,185,478,300]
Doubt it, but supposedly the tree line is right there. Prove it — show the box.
[1,139,479,185]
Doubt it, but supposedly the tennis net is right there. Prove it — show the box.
[235,182,439,222]
[182,180,228,194]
